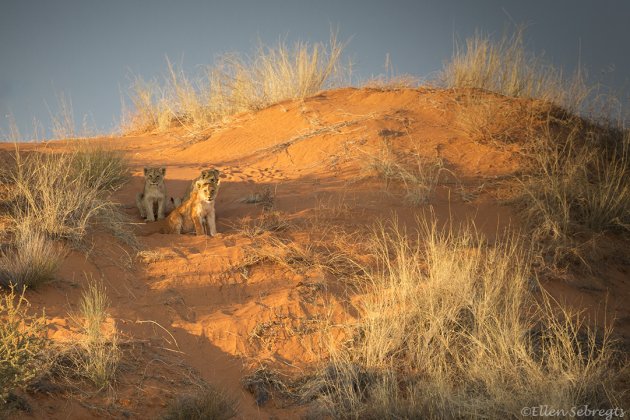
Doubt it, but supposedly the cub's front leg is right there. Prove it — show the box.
[144,197,156,221]
[193,216,205,235]
[157,196,165,220]
[135,192,146,219]
[205,208,217,237]
[167,213,183,234]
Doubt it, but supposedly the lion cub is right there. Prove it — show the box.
[181,168,221,202]
[166,178,220,236]
[136,166,167,221]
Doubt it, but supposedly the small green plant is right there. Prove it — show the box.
[0,287,48,404]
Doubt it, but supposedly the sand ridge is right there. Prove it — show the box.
[1,87,627,418]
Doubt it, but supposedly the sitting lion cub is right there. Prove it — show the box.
[166,177,220,236]
[136,166,167,221]
[180,168,221,202]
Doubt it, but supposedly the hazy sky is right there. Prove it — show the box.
[1,0,629,139]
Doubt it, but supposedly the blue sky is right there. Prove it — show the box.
[1,0,629,139]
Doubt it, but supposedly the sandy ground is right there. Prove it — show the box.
[1,87,628,418]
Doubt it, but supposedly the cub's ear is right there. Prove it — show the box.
[159,167,166,175]
[195,179,206,188]
[143,167,149,175]
[212,169,221,178]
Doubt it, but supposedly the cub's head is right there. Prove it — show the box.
[144,167,166,185]
[199,169,221,184]
[195,179,220,202]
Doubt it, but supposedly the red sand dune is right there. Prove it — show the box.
[1,87,628,418]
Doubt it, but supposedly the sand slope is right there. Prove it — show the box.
[2,87,628,418]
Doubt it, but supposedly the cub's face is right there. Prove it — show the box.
[144,167,165,185]
[196,179,220,202]
[199,169,221,184]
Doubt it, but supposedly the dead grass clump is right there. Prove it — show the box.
[441,26,590,113]
[124,33,346,134]
[519,122,630,265]
[0,287,48,404]
[303,220,624,418]
[237,211,290,238]
[453,90,547,145]
[366,143,446,205]
[362,54,419,91]
[247,236,318,274]
[0,222,62,289]
[162,384,237,420]
[242,367,300,408]
[52,276,120,392]
[75,277,120,390]
[242,185,276,210]
[9,144,133,246]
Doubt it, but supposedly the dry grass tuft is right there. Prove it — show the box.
[242,185,276,210]
[123,33,346,134]
[441,26,590,113]
[0,222,63,289]
[453,90,548,145]
[162,384,237,420]
[236,211,290,238]
[0,287,48,404]
[518,121,630,265]
[8,143,133,246]
[51,275,120,392]
[75,276,120,390]
[302,219,625,418]
[365,142,446,205]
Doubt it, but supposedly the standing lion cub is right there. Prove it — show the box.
[166,177,221,236]
[136,166,167,221]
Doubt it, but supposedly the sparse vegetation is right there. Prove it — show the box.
[242,185,276,210]
[519,120,630,265]
[8,143,132,246]
[124,33,346,134]
[0,287,48,405]
[75,276,120,390]
[441,26,590,113]
[0,222,62,288]
[53,276,120,391]
[162,384,237,420]
[236,210,289,238]
[366,141,446,205]
[302,220,624,418]
[442,25,629,266]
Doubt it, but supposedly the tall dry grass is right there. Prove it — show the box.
[442,26,629,266]
[123,34,346,134]
[74,276,120,390]
[519,121,630,264]
[9,143,132,245]
[0,221,62,289]
[303,219,624,418]
[441,26,591,114]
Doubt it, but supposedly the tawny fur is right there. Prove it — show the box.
[136,167,167,221]
[166,179,220,236]
[181,168,221,203]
